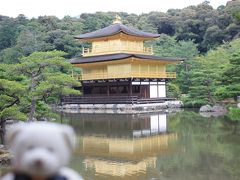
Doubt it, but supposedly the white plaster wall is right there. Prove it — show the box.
[158,84,166,98]
[150,85,158,98]
[132,82,140,85]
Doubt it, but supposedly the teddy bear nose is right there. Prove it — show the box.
[34,159,43,168]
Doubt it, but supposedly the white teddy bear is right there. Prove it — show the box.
[1,122,83,180]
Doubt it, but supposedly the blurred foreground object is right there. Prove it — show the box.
[1,122,83,180]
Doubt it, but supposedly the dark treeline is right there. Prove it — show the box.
[0,1,240,64]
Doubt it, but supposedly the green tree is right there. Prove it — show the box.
[183,59,217,107]
[215,50,240,100]
[0,47,21,64]
[226,0,240,21]
[0,64,27,142]
[136,16,157,33]
[14,50,80,121]
[16,21,53,56]
[153,34,199,94]
[0,79,27,120]
[203,25,224,49]
[182,42,234,107]
[166,82,181,98]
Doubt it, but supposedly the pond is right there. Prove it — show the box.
[1,110,239,180]
[60,110,240,180]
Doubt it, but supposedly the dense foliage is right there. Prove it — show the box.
[215,50,240,100]
[182,39,240,107]
[155,34,240,107]
[0,51,80,127]
[0,1,240,64]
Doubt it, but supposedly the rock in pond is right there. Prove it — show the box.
[199,105,213,112]
[166,101,183,108]
[199,104,227,117]
[212,105,227,113]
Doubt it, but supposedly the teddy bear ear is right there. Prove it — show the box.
[61,125,76,152]
[6,124,23,146]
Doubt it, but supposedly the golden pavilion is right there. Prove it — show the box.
[68,16,183,104]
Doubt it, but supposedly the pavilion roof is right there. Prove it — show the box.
[70,53,184,64]
[74,23,160,40]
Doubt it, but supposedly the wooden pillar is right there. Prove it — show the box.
[129,81,132,96]
[82,82,84,96]
[107,83,109,96]
[117,82,120,94]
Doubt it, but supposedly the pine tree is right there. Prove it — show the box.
[215,51,240,100]
[13,50,80,121]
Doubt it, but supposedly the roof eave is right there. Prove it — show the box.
[70,53,185,64]
[74,31,160,41]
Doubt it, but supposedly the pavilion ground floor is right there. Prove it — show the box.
[82,78,167,98]
[61,78,176,105]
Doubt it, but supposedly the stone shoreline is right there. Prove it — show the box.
[54,100,183,114]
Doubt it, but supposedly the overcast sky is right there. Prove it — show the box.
[0,0,230,18]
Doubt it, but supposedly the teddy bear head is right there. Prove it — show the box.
[6,122,75,177]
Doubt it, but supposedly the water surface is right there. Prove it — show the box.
[61,110,240,180]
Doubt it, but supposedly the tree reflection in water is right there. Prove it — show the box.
[1,110,239,180]
[60,110,240,180]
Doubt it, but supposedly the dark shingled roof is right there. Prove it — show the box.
[70,53,184,64]
[74,23,160,40]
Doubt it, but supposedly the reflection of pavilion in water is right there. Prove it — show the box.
[67,113,178,178]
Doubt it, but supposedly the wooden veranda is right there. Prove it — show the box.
[60,95,175,105]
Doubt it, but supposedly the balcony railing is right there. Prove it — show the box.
[72,72,176,81]
[82,45,153,56]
